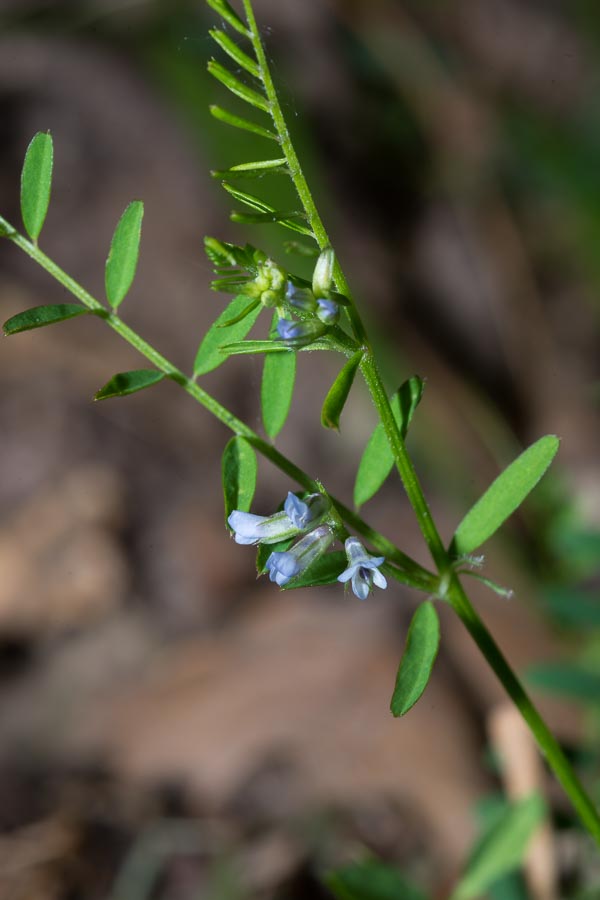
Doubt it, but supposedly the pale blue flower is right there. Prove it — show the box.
[315,298,339,325]
[276,317,327,347]
[285,282,317,312]
[266,524,335,586]
[337,537,387,600]
[228,492,327,545]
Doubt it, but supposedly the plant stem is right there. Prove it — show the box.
[449,576,600,844]
[239,5,600,843]
[0,215,432,591]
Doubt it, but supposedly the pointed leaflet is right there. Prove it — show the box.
[209,29,259,78]
[94,369,164,400]
[321,350,363,430]
[451,435,560,557]
[222,436,257,522]
[326,859,427,900]
[354,376,425,507]
[105,200,144,310]
[194,294,262,376]
[20,132,53,242]
[390,601,440,717]
[209,105,277,141]
[451,795,546,900]
[206,0,249,37]
[4,304,89,335]
[208,61,269,112]
[261,314,296,438]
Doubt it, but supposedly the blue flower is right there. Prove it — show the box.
[337,537,387,600]
[266,524,335,586]
[276,317,328,348]
[228,492,327,545]
[285,282,317,313]
[315,298,339,325]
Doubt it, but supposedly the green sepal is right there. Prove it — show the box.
[94,369,164,400]
[3,303,89,335]
[390,601,440,717]
[209,105,277,141]
[206,0,249,37]
[325,859,427,900]
[282,551,347,590]
[20,131,54,242]
[451,795,546,900]
[450,435,560,557]
[321,350,363,431]
[354,376,425,507]
[194,294,262,376]
[222,436,258,523]
[261,313,296,438]
[105,200,144,310]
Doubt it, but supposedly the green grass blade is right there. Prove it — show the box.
[451,795,546,900]
[105,200,144,310]
[451,435,560,556]
[20,131,54,242]
[390,600,440,717]
[3,303,89,335]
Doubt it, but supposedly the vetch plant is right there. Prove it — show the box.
[1,0,600,858]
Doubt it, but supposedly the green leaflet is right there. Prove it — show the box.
[222,436,258,522]
[94,369,164,400]
[354,376,425,508]
[525,663,600,705]
[208,60,269,112]
[209,105,277,141]
[451,795,546,900]
[262,314,296,438]
[219,340,290,355]
[390,601,440,717]
[325,859,427,900]
[105,200,144,310]
[209,29,259,78]
[194,294,262,376]
[3,303,89,335]
[206,0,249,37]
[321,350,363,430]
[451,435,560,557]
[282,551,347,590]
[20,132,54,242]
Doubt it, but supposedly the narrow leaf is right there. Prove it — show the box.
[321,350,363,431]
[230,210,312,236]
[105,200,144,310]
[222,436,257,522]
[3,303,89,335]
[229,158,287,172]
[390,601,440,717]
[451,435,560,557]
[206,0,249,37]
[326,859,427,900]
[282,551,348,590]
[354,376,425,507]
[262,314,296,438]
[221,340,291,356]
[208,60,269,112]
[20,132,53,242]
[209,104,277,140]
[219,297,260,326]
[526,663,600,704]
[209,29,259,77]
[451,795,546,900]
[94,369,164,400]
[194,294,262,376]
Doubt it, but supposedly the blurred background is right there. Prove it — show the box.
[0,0,599,897]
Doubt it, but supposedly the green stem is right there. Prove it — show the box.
[449,576,600,844]
[0,216,432,591]
[239,6,600,844]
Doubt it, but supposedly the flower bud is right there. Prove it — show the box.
[276,317,328,348]
[312,247,335,299]
[315,298,340,325]
[266,524,335,586]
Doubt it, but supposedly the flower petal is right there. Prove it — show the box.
[372,568,387,590]
[337,565,356,584]
[351,570,370,600]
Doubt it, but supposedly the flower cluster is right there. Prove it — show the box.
[228,491,387,599]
